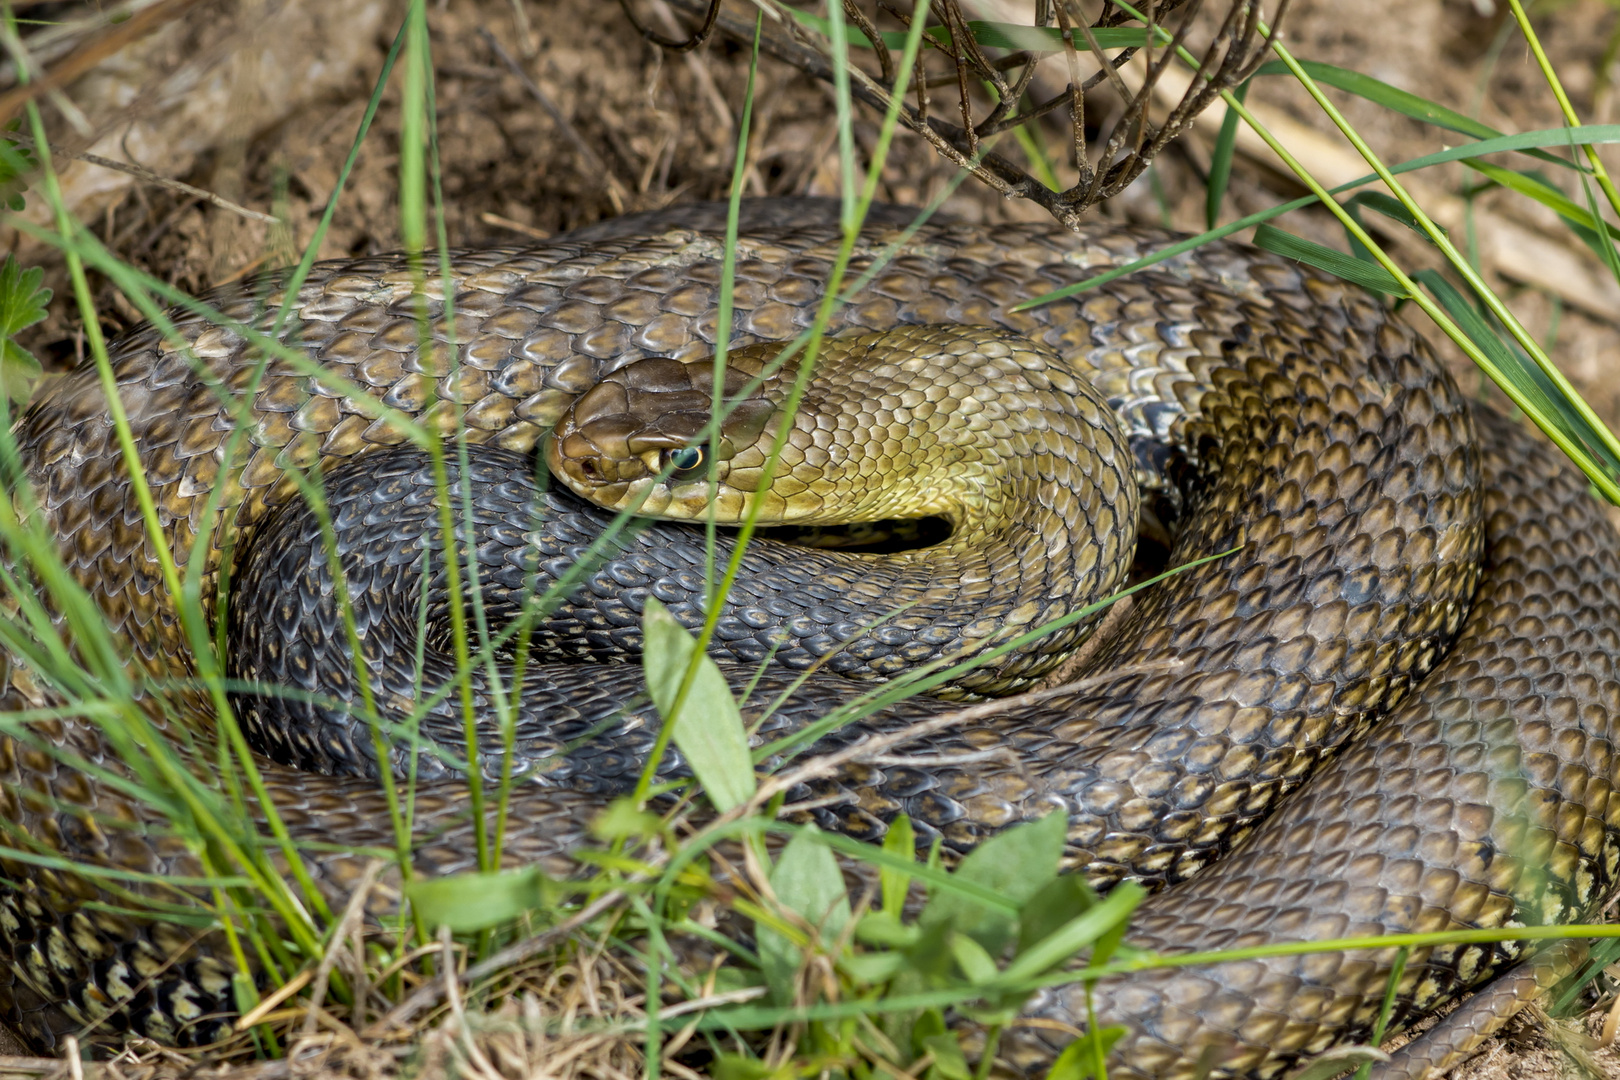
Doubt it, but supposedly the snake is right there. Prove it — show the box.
[0,197,1616,1080]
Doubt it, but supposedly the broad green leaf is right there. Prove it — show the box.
[712,1054,787,1080]
[920,812,1066,956]
[901,916,956,982]
[757,826,852,1002]
[0,348,39,406]
[839,950,906,984]
[589,796,663,841]
[642,597,756,812]
[999,883,1145,985]
[1018,875,1101,956]
[405,865,559,932]
[949,930,999,984]
[0,258,48,336]
[911,1008,949,1056]
[875,920,954,1054]
[856,909,920,948]
[1045,1027,1128,1080]
[708,965,764,997]
[1252,224,1407,296]
[0,121,37,212]
[0,255,51,404]
[881,812,916,916]
[920,1033,973,1080]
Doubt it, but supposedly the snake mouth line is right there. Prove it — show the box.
[748,519,1174,586]
[753,515,955,553]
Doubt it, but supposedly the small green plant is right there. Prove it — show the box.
[736,809,1143,1080]
[0,118,36,213]
[0,254,49,405]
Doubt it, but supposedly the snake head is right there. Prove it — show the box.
[545,355,778,518]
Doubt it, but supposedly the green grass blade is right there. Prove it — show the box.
[758,826,852,1002]
[13,97,329,954]
[1254,60,1507,143]
[1012,125,1620,314]
[1504,0,1620,222]
[1464,159,1620,277]
[1247,28,1620,505]
[1205,78,1250,229]
[955,22,1145,52]
[270,19,407,337]
[1412,269,1618,483]
[1250,58,1577,172]
[1352,946,1410,1080]
[825,0,858,229]
[1251,224,1406,295]
[1465,159,1620,243]
[404,866,557,932]
[1026,4,1620,504]
[997,884,1143,987]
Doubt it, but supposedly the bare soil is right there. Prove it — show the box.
[3,0,1620,1077]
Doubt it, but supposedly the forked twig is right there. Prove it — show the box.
[652,0,1284,228]
[618,0,723,52]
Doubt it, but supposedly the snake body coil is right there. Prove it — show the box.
[1,199,1617,1080]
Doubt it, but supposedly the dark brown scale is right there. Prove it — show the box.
[0,198,1613,1080]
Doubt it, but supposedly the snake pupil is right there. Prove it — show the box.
[664,446,705,477]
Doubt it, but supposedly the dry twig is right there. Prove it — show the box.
[650,0,1285,228]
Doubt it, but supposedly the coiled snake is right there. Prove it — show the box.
[1,198,1617,1080]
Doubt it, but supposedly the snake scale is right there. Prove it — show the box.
[0,198,1617,1080]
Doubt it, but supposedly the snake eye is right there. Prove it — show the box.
[662,446,706,479]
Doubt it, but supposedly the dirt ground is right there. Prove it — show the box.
[3,0,1620,1077]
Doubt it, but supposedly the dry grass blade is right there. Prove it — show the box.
[374,889,631,1031]
[738,659,1182,818]
[300,860,387,1040]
